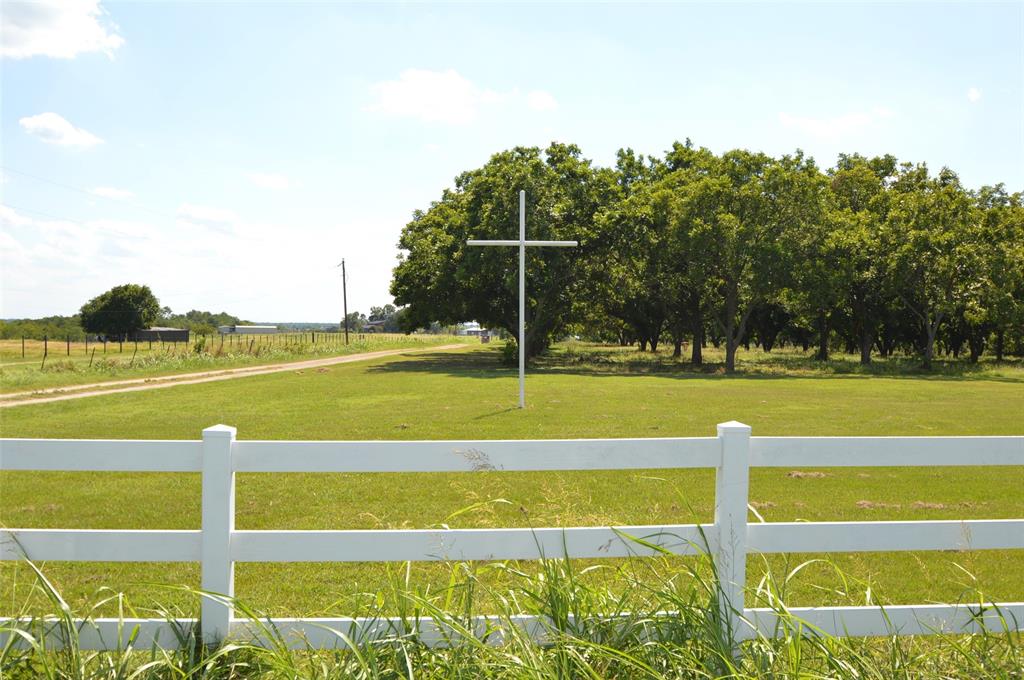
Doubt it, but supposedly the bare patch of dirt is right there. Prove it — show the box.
[856,500,902,510]
[16,503,62,513]
[787,471,829,479]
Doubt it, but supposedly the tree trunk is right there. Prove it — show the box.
[672,337,682,358]
[691,324,704,365]
[995,329,1005,362]
[649,335,660,352]
[923,326,936,369]
[967,331,985,364]
[639,338,648,352]
[859,327,873,365]
[725,327,737,372]
[815,309,829,361]
[968,342,981,363]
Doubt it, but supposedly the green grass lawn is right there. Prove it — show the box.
[1,344,1022,618]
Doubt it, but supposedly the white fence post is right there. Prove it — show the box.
[715,421,751,641]
[201,424,236,643]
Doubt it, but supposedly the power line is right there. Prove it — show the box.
[1,203,154,239]
[0,165,180,222]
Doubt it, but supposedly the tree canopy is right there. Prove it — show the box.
[79,284,162,339]
[391,141,1024,371]
[392,143,614,357]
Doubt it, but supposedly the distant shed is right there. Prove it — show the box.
[218,325,279,334]
[130,327,189,342]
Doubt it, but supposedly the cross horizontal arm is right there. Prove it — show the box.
[467,240,578,247]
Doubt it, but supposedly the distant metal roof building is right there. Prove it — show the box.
[218,325,279,334]
[130,327,190,342]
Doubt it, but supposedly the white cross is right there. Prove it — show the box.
[468,190,577,409]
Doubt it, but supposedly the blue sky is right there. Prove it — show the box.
[2,1,1021,321]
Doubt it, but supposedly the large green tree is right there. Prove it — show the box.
[972,185,1024,361]
[391,143,614,358]
[884,166,982,368]
[826,155,897,364]
[79,284,161,339]
[684,150,824,372]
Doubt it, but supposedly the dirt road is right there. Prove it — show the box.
[0,344,463,408]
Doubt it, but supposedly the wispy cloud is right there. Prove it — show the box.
[1,0,124,60]
[20,112,103,147]
[967,87,982,103]
[177,203,237,226]
[366,68,507,124]
[526,90,558,112]
[366,69,559,124]
[247,172,290,190]
[777,107,894,139]
[91,186,133,199]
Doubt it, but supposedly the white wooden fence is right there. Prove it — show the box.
[1,422,1022,650]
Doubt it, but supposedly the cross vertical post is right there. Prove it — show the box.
[518,190,526,408]
[467,190,577,408]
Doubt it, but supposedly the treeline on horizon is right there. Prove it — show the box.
[0,306,415,340]
[0,309,247,340]
[391,141,1024,370]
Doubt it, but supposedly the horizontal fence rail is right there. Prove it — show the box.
[0,439,203,472]
[750,436,1024,467]
[232,437,721,472]
[8,520,1024,564]
[1,423,1021,650]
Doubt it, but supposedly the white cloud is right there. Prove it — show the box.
[0,204,34,228]
[91,186,133,199]
[366,68,513,124]
[423,143,442,153]
[777,107,894,139]
[0,200,336,320]
[177,203,237,225]
[1,0,123,60]
[247,172,291,190]
[19,112,103,147]
[366,69,561,124]
[967,87,982,103]
[527,90,559,112]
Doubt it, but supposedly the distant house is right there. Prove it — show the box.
[130,327,189,342]
[218,325,278,334]
[362,320,387,333]
[456,321,492,337]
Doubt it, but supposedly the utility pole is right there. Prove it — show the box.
[338,259,349,345]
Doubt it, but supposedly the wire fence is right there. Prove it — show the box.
[0,332,422,365]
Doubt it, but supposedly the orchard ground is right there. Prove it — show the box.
[1,342,1022,619]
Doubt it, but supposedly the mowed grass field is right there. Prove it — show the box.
[0,333,468,396]
[1,344,1022,618]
